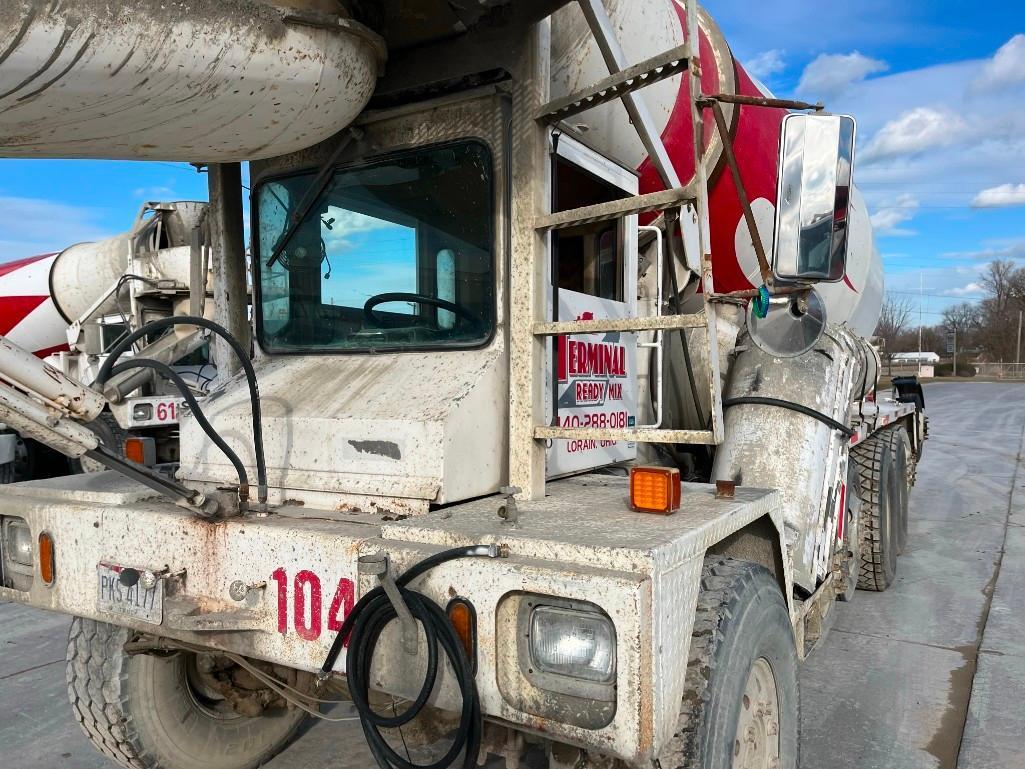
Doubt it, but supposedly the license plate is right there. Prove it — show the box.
[97,564,163,624]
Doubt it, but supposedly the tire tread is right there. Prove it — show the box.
[65,618,148,769]
[851,430,904,591]
[673,556,796,767]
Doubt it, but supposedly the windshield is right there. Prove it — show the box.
[255,141,494,352]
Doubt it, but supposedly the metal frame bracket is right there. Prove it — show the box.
[358,552,418,655]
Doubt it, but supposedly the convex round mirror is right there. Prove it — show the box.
[748,288,827,358]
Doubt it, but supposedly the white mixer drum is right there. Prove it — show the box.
[0,1,384,161]
[550,0,883,334]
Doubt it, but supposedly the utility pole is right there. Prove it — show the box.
[922,272,930,377]
[1017,310,1022,370]
[953,326,957,377]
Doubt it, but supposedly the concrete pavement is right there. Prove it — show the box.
[800,382,1025,769]
[0,381,1022,768]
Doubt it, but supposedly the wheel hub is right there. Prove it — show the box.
[733,657,781,769]
[185,653,244,720]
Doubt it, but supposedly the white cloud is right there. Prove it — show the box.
[940,238,1025,263]
[972,183,1025,209]
[841,40,1025,193]
[744,49,786,80]
[322,208,411,257]
[862,106,969,162]
[870,194,919,236]
[132,185,177,200]
[943,282,983,297]
[796,52,888,98]
[974,34,1025,90]
[326,208,397,236]
[0,196,110,258]
[885,264,992,314]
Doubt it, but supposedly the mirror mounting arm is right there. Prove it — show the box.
[700,93,825,113]
[709,284,811,302]
[700,98,773,286]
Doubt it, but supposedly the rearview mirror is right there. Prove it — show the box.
[772,113,856,283]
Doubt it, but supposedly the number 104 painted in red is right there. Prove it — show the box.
[270,568,355,641]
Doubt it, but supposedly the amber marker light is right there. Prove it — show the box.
[629,466,681,514]
[447,597,477,673]
[124,437,147,465]
[38,531,56,586]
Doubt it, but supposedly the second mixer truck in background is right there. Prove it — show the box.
[0,201,216,480]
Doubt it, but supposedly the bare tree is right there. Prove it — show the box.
[980,259,1017,315]
[920,325,944,356]
[942,302,981,358]
[876,292,914,341]
[975,260,1025,361]
[875,293,915,371]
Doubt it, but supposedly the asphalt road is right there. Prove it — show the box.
[1,381,1022,769]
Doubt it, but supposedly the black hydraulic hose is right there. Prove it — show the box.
[107,360,250,508]
[722,396,856,438]
[321,545,501,769]
[95,316,267,505]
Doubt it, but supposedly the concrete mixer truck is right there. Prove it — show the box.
[0,201,216,482]
[0,2,926,769]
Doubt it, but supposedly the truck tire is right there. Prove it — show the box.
[66,618,307,769]
[661,557,799,769]
[882,426,911,554]
[72,412,127,474]
[851,437,899,591]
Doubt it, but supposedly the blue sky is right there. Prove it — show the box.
[0,158,209,255]
[1,2,1023,328]
[712,0,1025,325]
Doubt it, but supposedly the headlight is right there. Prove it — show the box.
[3,519,33,566]
[529,606,616,683]
[132,403,153,422]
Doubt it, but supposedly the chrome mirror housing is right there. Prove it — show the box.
[772,113,856,283]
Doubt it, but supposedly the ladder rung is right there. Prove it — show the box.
[533,314,706,336]
[536,184,696,232]
[534,426,717,445]
[537,43,693,124]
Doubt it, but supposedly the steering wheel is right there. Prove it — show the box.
[362,292,481,331]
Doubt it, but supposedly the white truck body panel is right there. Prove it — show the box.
[0,470,785,762]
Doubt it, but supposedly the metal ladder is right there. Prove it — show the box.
[532,0,724,446]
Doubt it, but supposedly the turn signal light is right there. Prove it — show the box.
[630,466,681,514]
[447,598,477,673]
[124,437,156,466]
[38,531,55,586]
